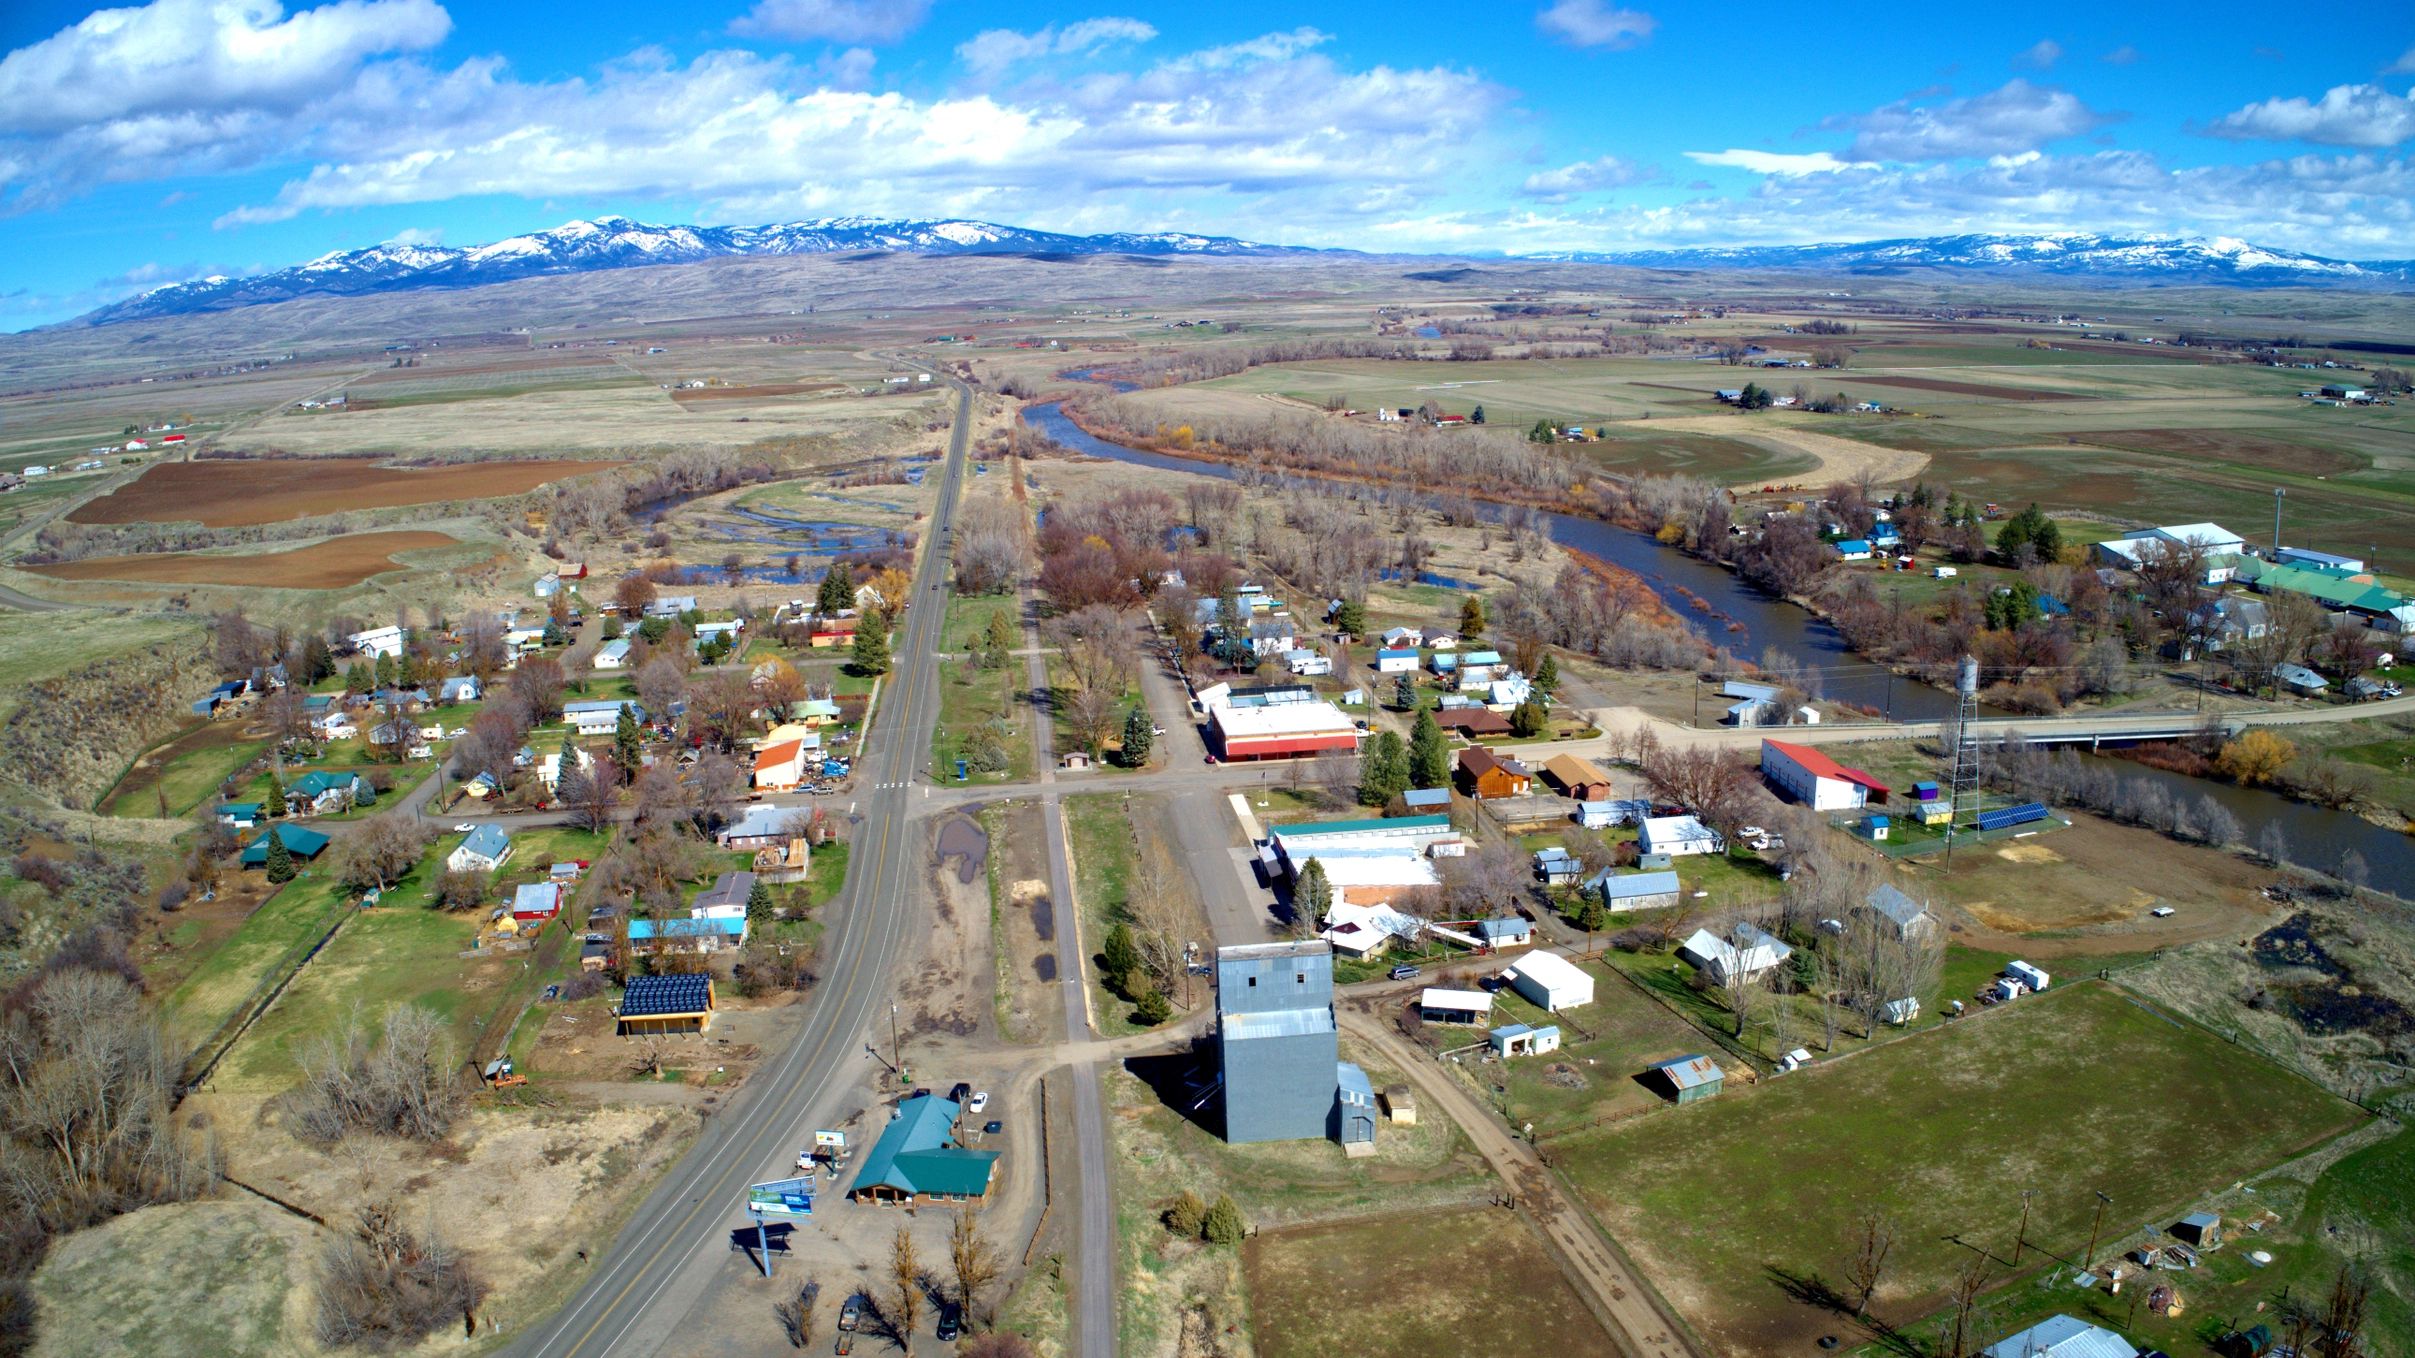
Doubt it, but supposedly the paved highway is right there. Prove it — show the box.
[509,362,974,1358]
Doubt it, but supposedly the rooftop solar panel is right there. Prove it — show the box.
[621,973,712,1018]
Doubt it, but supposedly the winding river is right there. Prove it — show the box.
[1023,399,2412,881]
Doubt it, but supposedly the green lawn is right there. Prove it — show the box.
[1066,793,1147,1037]
[99,723,266,819]
[929,658,1032,784]
[1463,957,1711,1137]
[161,874,352,1055]
[943,592,1022,654]
[1559,982,2367,1355]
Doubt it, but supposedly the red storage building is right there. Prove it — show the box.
[1209,702,1362,761]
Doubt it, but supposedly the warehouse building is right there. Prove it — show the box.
[1208,700,1362,761]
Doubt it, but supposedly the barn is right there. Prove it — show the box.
[1761,738,1890,812]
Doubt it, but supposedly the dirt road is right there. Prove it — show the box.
[1339,1006,1705,1358]
[1644,414,1932,491]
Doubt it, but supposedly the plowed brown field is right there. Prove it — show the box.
[27,531,458,589]
[67,457,621,527]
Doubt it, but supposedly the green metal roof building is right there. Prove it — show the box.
[240,824,331,866]
[848,1095,1000,1204]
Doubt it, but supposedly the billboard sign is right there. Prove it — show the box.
[747,1176,815,1218]
[814,1130,848,1150]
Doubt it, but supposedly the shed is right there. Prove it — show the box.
[1541,753,1614,801]
[1488,1023,1561,1058]
[1591,869,1681,912]
[1380,1084,1417,1124]
[2173,1212,2222,1248]
[1502,951,1594,1012]
[617,973,714,1036]
[1651,1055,1724,1104]
[240,824,330,866]
[1399,787,1452,814]
[1417,988,1493,1026]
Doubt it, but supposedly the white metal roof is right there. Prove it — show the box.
[1211,701,1358,739]
[1505,950,1590,992]
[1418,988,1492,1012]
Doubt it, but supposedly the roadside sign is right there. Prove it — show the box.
[814,1130,848,1150]
[747,1176,815,1218]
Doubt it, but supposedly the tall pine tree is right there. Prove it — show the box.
[1119,706,1153,767]
[1408,710,1449,789]
[851,608,891,675]
[261,828,296,884]
[1294,857,1333,933]
[1359,729,1409,806]
[1458,595,1486,640]
[613,705,643,773]
[816,566,854,619]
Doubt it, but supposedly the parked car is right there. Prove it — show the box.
[936,1310,960,1342]
[982,1119,1003,1136]
[966,1091,989,1114]
[949,1081,971,1103]
[1389,964,1421,981]
[838,1298,863,1332]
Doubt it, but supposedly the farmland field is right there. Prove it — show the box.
[1244,1208,1613,1358]
[67,456,623,526]
[28,529,458,588]
[1557,982,2365,1354]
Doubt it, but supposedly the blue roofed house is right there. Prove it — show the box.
[565,699,644,736]
[1979,1315,2137,1358]
[288,771,369,815]
[849,1094,1001,1204]
[627,915,749,954]
[241,824,330,866]
[1589,869,1682,912]
[217,802,263,830]
[448,824,513,873]
[1477,917,1533,949]
[1835,539,1873,561]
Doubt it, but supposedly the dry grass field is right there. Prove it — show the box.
[67,456,620,526]
[27,529,457,587]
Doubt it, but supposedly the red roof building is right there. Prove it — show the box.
[1760,739,1890,811]
[1208,701,1361,761]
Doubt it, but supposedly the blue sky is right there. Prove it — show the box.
[2,0,2412,328]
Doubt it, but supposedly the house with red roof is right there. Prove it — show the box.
[1760,738,1890,812]
[754,739,808,790]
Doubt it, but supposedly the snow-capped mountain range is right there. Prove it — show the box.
[81,215,1313,324]
[77,219,2411,325]
[1522,232,2414,287]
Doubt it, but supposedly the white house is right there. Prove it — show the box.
[1374,649,1421,674]
[1760,738,1890,812]
[438,676,481,704]
[536,746,595,791]
[1319,902,1425,958]
[1284,649,1334,677]
[594,638,632,669]
[1380,626,1423,648]
[1679,924,1793,985]
[1639,815,1723,857]
[1501,950,1594,1012]
[348,625,405,659]
[447,825,513,874]
[564,700,643,736]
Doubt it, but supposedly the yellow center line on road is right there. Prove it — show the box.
[557,377,963,1358]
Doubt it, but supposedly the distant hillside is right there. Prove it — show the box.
[1520,232,2415,290]
[80,216,1327,325]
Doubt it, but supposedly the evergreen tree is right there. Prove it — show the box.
[374,652,398,687]
[264,775,287,819]
[747,878,776,927]
[1470,405,1486,425]
[1458,595,1487,640]
[345,660,373,693]
[980,610,1017,668]
[1133,987,1172,1025]
[262,828,296,884]
[600,615,624,641]
[1333,599,1366,637]
[1408,710,1449,789]
[851,608,891,675]
[1294,858,1333,928]
[543,617,568,648]
[1393,673,1417,712]
[1359,730,1409,806]
[1100,922,1142,994]
[1528,418,1557,444]
[1532,654,1560,702]
[1994,502,2063,563]
[1164,1191,1208,1237]
[613,705,643,772]
[395,650,419,686]
[1119,706,1153,767]
[1202,1195,1246,1245]
[1510,699,1549,738]
[816,566,854,619]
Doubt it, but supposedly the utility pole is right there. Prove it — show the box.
[890,1001,902,1080]
[2086,1190,2113,1270]
[2272,487,2285,556]
[2014,1187,2035,1264]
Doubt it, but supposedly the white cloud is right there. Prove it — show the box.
[2103,44,2140,66]
[2204,83,2415,148]
[386,225,443,245]
[1520,155,1657,200]
[2391,45,2415,75]
[204,39,1503,231]
[956,18,1157,80]
[729,0,929,45]
[1837,80,2113,161]
[1156,27,1329,73]
[2012,39,2062,71]
[0,0,447,137]
[1685,149,1869,175]
[1535,1,1654,50]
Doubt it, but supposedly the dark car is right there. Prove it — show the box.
[949,1081,971,1103]
[983,1119,1003,1135]
[936,1311,961,1342]
[1388,964,1421,981]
